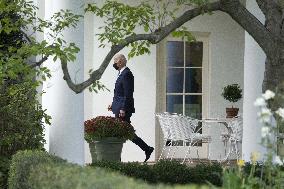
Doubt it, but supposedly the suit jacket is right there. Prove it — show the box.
[112,67,135,115]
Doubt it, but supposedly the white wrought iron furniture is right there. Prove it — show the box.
[155,112,212,164]
[201,117,243,162]
[224,117,243,161]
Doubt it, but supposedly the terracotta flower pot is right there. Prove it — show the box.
[226,107,239,118]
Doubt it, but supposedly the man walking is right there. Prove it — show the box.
[108,54,154,162]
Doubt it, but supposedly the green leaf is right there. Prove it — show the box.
[143,25,149,32]
[53,56,58,62]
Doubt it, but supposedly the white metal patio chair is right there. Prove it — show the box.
[183,120,212,164]
[223,117,243,162]
[155,112,173,160]
[168,114,198,162]
[156,112,197,161]
[156,113,212,164]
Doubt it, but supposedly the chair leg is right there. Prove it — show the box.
[182,143,192,164]
[184,141,198,164]
[223,141,232,163]
[234,142,240,161]
[170,146,178,161]
[159,144,166,161]
[166,141,173,159]
[159,139,169,161]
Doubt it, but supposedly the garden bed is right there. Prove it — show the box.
[8,150,211,189]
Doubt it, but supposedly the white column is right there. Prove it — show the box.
[84,0,95,164]
[42,0,85,165]
[242,0,266,161]
[34,0,48,150]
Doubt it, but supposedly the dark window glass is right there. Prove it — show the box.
[166,95,183,114]
[185,68,202,93]
[185,42,203,67]
[167,41,184,67]
[167,68,183,93]
[185,95,202,119]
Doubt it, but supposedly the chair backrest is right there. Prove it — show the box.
[155,112,172,139]
[155,113,198,141]
[228,117,243,142]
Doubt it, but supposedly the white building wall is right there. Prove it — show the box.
[84,0,157,163]
[185,12,245,118]
[33,0,45,149]
[242,1,266,161]
[42,0,85,165]
[85,1,245,162]
[183,11,245,160]
[38,0,268,163]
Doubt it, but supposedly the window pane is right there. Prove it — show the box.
[185,42,203,67]
[167,41,184,67]
[185,95,202,119]
[167,68,184,93]
[185,68,202,93]
[166,95,183,114]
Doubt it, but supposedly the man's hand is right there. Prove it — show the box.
[107,104,112,111]
[119,110,125,118]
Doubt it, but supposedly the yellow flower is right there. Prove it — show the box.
[250,152,260,164]
[237,159,245,167]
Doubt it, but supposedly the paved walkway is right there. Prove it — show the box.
[143,158,237,166]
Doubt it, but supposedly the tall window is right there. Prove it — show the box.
[166,40,203,120]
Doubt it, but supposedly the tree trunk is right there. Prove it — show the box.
[262,4,284,92]
[262,55,284,92]
[261,5,284,158]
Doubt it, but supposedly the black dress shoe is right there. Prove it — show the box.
[144,147,154,162]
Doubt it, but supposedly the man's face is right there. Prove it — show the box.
[113,57,123,70]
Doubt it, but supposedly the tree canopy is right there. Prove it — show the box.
[1,0,283,94]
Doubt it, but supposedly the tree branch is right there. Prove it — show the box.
[21,30,32,44]
[60,0,282,94]
[256,0,282,37]
[256,0,282,17]
[155,1,222,43]
[220,0,278,58]
[30,56,48,68]
[61,1,222,93]
[63,0,283,94]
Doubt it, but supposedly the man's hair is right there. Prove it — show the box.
[115,54,127,64]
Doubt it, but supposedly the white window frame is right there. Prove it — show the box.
[155,32,211,160]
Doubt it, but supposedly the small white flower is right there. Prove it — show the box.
[261,107,272,115]
[262,90,275,100]
[258,107,272,123]
[260,115,271,123]
[276,108,284,119]
[261,126,270,138]
[254,97,266,107]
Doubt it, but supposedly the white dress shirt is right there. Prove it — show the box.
[118,66,127,77]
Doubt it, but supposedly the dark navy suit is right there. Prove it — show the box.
[112,67,150,153]
[112,67,135,115]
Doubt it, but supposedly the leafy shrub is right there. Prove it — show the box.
[190,163,223,186]
[153,160,191,184]
[0,82,50,189]
[0,82,50,156]
[221,84,242,103]
[9,150,209,189]
[91,161,157,183]
[8,150,65,189]
[0,6,50,189]
[0,156,10,188]
[242,162,284,187]
[91,160,223,186]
